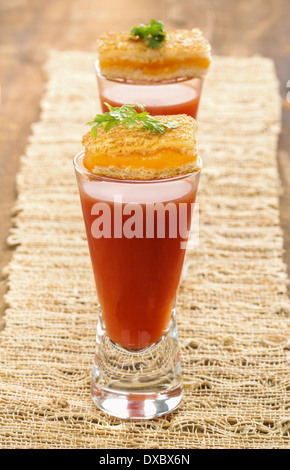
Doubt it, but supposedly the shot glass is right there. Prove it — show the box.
[95,59,204,119]
[74,151,201,419]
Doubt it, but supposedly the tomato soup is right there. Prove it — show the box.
[78,174,199,350]
[99,82,202,118]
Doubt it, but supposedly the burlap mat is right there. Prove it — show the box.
[1,51,289,449]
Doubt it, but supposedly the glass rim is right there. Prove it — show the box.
[73,150,202,184]
[94,59,204,86]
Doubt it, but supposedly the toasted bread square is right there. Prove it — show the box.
[82,114,201,180]
[97,28,211,82]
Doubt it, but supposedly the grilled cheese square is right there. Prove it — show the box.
[82,115,200,180]
[97,28,211,82]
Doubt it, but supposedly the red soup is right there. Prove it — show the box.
[78,173,200,350]
[99,81,202,119]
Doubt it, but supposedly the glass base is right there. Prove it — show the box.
[90,309,183,419]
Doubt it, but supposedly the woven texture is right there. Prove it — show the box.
[1,51,289,449]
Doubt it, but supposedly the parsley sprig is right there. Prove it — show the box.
[87,103,179,137]
[130,19,166,49]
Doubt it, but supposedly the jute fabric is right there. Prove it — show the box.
[1,51,289,449]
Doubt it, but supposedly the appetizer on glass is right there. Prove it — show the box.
[95,20,211,118]
[74,104,202,419]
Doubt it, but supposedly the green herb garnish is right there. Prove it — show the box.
[130,19,166,49]
[87,103,179,137]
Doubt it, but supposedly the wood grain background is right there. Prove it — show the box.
[0,0,289,327]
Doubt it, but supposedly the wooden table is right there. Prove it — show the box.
[1,0,289,326]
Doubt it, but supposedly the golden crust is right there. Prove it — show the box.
[82,114,200,180]
[83,115,197,157]
[97,28,211,82]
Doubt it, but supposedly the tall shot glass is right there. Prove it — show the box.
[95,59,204,119]
[74,151,201,419]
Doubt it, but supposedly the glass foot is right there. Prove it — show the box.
[90,309,183,419]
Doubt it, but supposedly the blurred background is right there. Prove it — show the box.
[0,0,289,324]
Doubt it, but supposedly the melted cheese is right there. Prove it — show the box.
[83,148,196,172]
[100,57,211,75]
